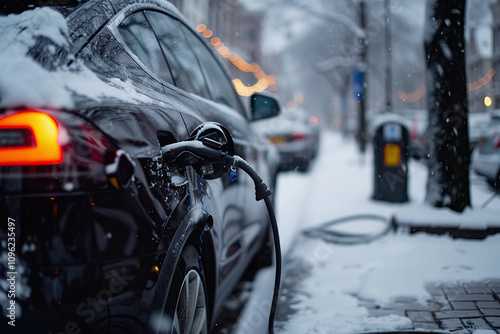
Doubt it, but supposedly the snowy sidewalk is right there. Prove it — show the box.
[233,130,500,334]
[357,280,500,332]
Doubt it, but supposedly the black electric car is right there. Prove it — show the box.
[0,0,280,332]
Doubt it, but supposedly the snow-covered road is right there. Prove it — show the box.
[233,130,500,334]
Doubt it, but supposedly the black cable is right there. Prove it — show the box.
[303,214,393,245]
[264,196,281,334]
[162,138,282,333]
[229,156,281,334]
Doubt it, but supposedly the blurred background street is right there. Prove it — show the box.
[217,130,500,334]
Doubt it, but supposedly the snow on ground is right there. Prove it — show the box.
[235,130,500,334]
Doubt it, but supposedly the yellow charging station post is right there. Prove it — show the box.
[372,115,409,202]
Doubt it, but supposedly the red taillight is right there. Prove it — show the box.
[290,133,307,141]
[0,110,63,165]
[494,134,500,149]
[410,119,419,141]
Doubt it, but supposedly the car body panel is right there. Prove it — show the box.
[0,0,278,331]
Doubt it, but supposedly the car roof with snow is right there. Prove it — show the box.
[0,0,196,111]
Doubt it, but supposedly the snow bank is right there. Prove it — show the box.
[0,8,147,110]
[394,205,500,230]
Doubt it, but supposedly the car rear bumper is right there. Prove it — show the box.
[0,189,163,332]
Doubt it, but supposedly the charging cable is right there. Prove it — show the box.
[303,214,393,245]
[228,155,281,334]
[162,141,281,334]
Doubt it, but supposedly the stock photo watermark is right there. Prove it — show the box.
[6,217,17,327]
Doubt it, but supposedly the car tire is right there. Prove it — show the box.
[163,245,209,334]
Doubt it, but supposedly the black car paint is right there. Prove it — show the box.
[0,0,278,332]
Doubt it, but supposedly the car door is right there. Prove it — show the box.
[176,19,273,260]
[141,9,256,282]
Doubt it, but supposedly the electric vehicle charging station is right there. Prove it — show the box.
[372,115,410,203]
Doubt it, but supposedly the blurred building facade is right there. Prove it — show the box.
[169,0,265,87]
[492,1,500,109]
[466,26,493,113]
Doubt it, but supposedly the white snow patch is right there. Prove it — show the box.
[439,41,453,60]
[395,205,500,230]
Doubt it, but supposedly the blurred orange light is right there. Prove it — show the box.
[218,47,231,58]
[210,37,221,46]
[196,24,206,33]
[267,75,277,85]
[286,101,298,111]
[398,84,427,103]
[202,29,213,38]
[232,78,269,96]
[200,24,278,95]
[214,43,225,51]
[467,68,495,91]
[294,92,304,105]
[249,63,260,73]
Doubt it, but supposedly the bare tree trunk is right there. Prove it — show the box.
[424,0,470,212]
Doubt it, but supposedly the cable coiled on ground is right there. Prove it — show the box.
[302,214,394,245]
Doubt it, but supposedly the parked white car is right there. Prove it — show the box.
[472,123,500,188]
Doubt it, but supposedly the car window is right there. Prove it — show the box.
[144,10,210,99]
[181,26,245,116]
[117,11,174,85]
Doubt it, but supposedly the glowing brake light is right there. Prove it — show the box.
[494,133,500,149]
[290,133,306,141]
[0,111,63,165]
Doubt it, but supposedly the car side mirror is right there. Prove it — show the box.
[250,93,280,121]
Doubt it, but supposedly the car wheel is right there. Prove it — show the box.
[164,245,208,334]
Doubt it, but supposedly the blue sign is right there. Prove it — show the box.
[383,124,402,141]
[353,70,364,102]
